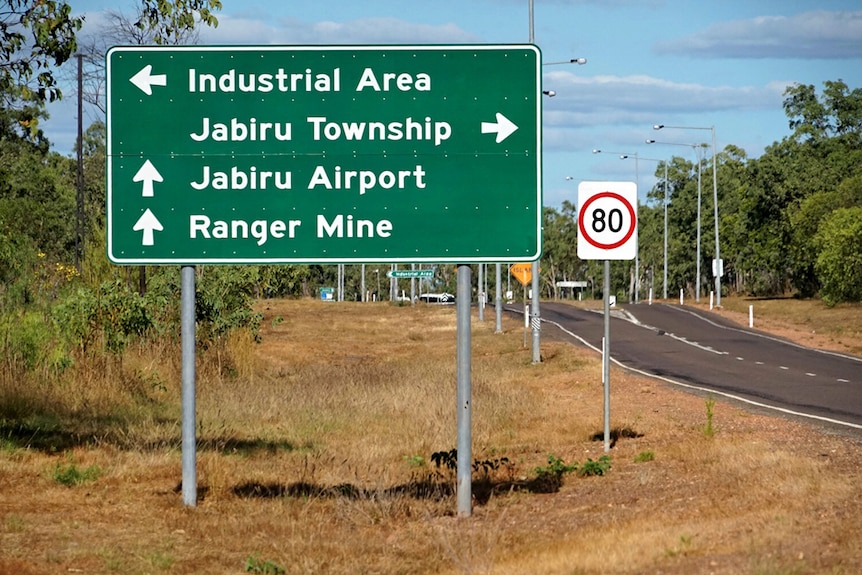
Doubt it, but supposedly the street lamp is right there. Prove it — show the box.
[654,124,722,307]
[545,58,587,65]
[619,154,668,301]
[533,57,587,363]
[646,139,707,302]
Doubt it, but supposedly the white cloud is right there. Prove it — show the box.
[200,15,479,45]
[541,71,787,130]
[655,10,862,59]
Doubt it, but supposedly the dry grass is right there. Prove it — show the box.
[2,298,862,574]
[712,295,862,356]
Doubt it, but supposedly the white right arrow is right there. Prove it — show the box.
[130,64,167,95]
[481,112,519,143]
[133,209,163,246]
[132,160,163,197]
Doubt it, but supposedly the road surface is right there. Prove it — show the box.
[529,302,862,430]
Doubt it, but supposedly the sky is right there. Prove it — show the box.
[43,0,862,208]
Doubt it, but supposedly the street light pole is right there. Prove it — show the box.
[646,139,705,302]
[532,0,589,360]
[662,161,668,299]
[619,154,667,301]
[591,149,645,303]
[654,124,721,306]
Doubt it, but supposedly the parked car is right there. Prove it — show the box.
[418,292,455,304]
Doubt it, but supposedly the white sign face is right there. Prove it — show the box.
[577,181,638,260]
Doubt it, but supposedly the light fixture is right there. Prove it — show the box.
[545,58,587,65]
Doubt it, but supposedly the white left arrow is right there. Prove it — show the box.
[130,64,167,95]
[481,112,519,143]
[133,209,163,246]
[132,160,163,197]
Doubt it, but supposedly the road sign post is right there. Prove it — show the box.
[107,45,542,265]
[576,181,638,453]
[107,44,542,517]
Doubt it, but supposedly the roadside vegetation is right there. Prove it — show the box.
[3,299,862,574]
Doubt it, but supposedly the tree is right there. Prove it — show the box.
[784,80,862,144]
[1,0,83,108]
[137,0,221,45]
[541,202,579,298]
[815,207,862,305]
[72,0,222,114]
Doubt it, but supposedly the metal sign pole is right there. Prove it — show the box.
[456,264,473,517]
[602,259,611,453]
[495,263,503,333]
[181,265,197,506]
[531,261,541,363]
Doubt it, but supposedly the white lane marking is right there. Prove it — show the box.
[656,305,862,364]
[538,314,862,432]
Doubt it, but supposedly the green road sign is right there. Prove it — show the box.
[106,45,542,265]
[387,269,434,279]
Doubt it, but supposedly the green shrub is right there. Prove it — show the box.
[52,456,100,487]
[634,450,655,463]
[245,554,285,574]
[578,455,611,476]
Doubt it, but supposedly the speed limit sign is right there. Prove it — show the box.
[577,181,638,260]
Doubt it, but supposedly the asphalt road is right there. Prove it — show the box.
[527,302,862,430]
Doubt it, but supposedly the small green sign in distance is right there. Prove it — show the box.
[387,269,434,279]
[106,45,542,265]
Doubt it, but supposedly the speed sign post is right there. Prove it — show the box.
[577,181,637,452]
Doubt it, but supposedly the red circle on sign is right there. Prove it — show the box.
[578,191,637,250]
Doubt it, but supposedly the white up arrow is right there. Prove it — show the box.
[133,209,163,246]
[481,112,519,143]
[130,64,167,95]
[132,160,163,197]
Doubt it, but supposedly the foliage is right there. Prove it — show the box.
[2,309,65,372]
[815,207,862,305]
[191,267,264,342]
[136,0,221,45]
[533,454,579,479]
[704,396,716,438]
[0,105,76,263]
[244,554,285,574]
[52,455,100,487]
[52,280,152,354]
[634,450,655,463]
[0,0,83,112]
[578,455,611,477]
[628,79,862,301]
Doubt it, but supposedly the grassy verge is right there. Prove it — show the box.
[1,299,861,574]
